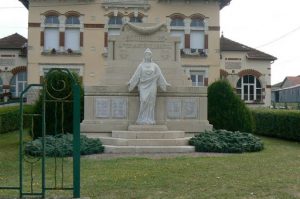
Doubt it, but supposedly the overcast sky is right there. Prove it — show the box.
[1,0,300,84]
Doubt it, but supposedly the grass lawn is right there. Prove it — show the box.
[0,132,299,199]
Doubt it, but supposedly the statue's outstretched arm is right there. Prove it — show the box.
[128,64,142,92]
[157,66,170,91]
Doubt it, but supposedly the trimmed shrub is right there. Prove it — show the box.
[32,70,84,138]
[0,105,33,134]
[208,80,254,133]
[25,134,104,157]
[252,109,300,141]
[189,129,264,153]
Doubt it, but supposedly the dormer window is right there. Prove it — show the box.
[45,16,59,24]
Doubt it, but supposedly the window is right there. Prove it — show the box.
[45,16,59,24]
[10,71,27,98]
[44,15,60,51]
[44,28,59,51]
[108,15,123,36]
[66,16,80,25]
[191,18,204,27]
[130,16,142,23]
[65,16,80,51]
[190,30,205,49]
[170,18,184,26]
[170,17,185,49]
[170,30,185,49]
[236,75,262,102]
[108,16,123,25]
[190,71,205,86]
[190,18,205,50]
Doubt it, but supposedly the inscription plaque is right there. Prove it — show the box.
[112,98,127,119]
[95,98,111,118]
[167,99,181,119]
[182,99,198,119]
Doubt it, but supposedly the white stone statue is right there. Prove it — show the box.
[128,48,170,125]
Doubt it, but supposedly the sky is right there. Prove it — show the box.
[0,0,300,84]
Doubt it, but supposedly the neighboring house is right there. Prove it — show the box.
[0,33,27,101]
[20,0,231,88]
[220,36,276,107]
[272,76,300,103]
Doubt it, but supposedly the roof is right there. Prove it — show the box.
[281,76,300,88]
[220,36,277,61]
[20,0,231,10]
[0,33,27,49]
[219,0,232,9]
[19,0,29,9]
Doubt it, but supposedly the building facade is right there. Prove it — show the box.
[220,36,276,107]
[272,76,300,103]
[21,0,230,87]
[20,0,276,106]
[0,33,27,101]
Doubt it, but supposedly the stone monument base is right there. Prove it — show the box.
[80,85,212,153]
[84,125,195,153]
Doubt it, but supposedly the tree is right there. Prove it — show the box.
[208,80,254,133]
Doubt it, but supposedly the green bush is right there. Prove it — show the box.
[208,80,254,133]
[32,70,84,138]
[189,129,264,153]
[25,134,104,157]
[252,109,300,141]
[0,105,33,134]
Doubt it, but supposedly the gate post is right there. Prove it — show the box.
[73,83,81,198]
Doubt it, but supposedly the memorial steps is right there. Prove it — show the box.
[84,125,195,153]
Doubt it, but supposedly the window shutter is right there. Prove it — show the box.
[205,34,208,49]
[190,31,204,49]
[80,32,83,47]
[65,28,80,51]
[104,32,108,47]
[60,32,64,47]
[204,78,208,86]
[40,31,44,46]
[185,34,190,49]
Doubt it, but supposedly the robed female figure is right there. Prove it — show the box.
[128,48,170,125]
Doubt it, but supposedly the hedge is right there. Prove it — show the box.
[25,134,104,157]
[0,105,33,134]
[189,129,264,153]
[252,109,300,141]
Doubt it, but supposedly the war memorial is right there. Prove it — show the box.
[80,23,212,153]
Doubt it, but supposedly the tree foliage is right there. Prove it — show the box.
[32,70,84,138]
[208,80,254,133]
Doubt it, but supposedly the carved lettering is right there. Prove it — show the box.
[182,99,198,119]
[111,97,127,119]
[95,98,111,118]
[167,99,181,119]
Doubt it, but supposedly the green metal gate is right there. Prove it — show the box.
[0,68,81,198]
